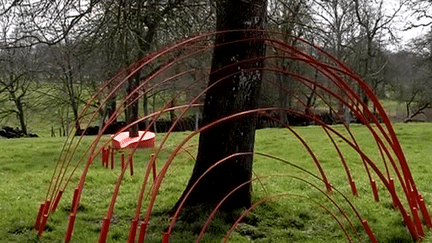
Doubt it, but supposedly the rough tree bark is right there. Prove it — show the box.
[174,0,267,212]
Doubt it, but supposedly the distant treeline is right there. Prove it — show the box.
[76,111,342,136]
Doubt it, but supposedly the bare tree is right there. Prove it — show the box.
[0,45,38,135]
[405,0,432,30]
[0,0,100,48]
[89,0,213,136]
[312,0,356,61]
[353,0,405,106]
[387,30,432,121]
[41,38,98,132]
[266,0,313,122]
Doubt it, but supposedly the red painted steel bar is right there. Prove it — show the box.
[151,154,157,182]
[105,146,111,168]
[37,200,51,236]
[411,188,419,208]
[413,207,425,238]
[403,212,421,241]
[51,190,64,212]
[350,180,358,197]
[420,198,432,230]
[121,153,125,170]
[362,220,378,243]
[64,187,81,242]
[101,147,105,167]
[34,203,45,230]
[418,195,432,228]
[71,188,79,213]
[162,232,169,243]
[98,217,111,243]
[105,147,109,168]
[127,219,138,243]
[38,215,49,236]
[389,178,397,209]
[371,179,379,202]
[137,221,148,243]
[64,213,76,243]
[110,147,114,170]
[102,147,107,167]
[44,200,51,214]
[129,156,134,176]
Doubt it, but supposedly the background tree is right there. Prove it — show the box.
[313,0,356,61]
[43,39,94,132]
[0,32,40,136]
[87,0,212,136]
[353,0,404,106]
[266,0,312,122]
[0,0,98,48]
[386,30,432,121]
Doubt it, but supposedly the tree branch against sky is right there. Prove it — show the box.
[0,0,100,48]
[311,0,356,60]
[405,0,432,29]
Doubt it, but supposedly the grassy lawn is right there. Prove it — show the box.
[1,123,432,242]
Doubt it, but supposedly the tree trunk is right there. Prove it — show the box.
[169,99,176,121]
[10,89,27,136]
[16,102,27,135]
[278,72,289,123]
[71,97,81,133]
[127,73,140,137]
[174,0,267,213]
[127,16,157,137]
[107,81,117,124]
[143,91,149,128]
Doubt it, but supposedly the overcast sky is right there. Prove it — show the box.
[393,1,431,50]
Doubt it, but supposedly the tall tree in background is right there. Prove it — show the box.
[92,0,210,136]
[386,30,432,121]
[123,0,175,137]
[267,0,310,122]
[313,0,356,62]
[0,46,36,136]
[175,0,267,213]
[353,0,403,106]
[95,0,188,137]
[45,38,93,132]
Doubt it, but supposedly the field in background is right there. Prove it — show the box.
[1,91,425,139]
[1,123,432,242]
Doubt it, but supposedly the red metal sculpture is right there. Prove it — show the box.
[34,31,431,242]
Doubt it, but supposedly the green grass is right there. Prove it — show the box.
[1,124,432,242]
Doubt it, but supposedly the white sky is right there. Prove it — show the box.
[392,0,431,50]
